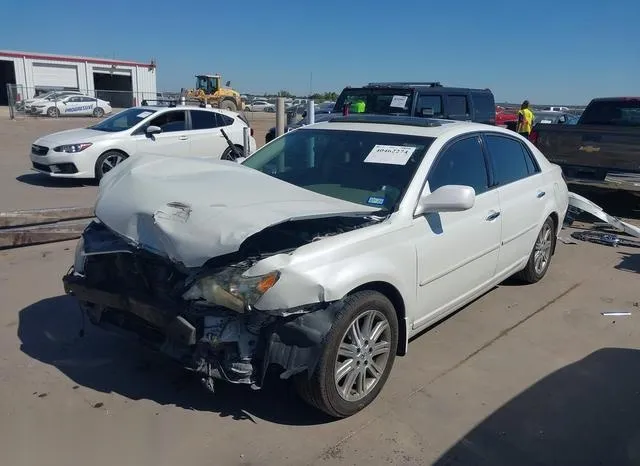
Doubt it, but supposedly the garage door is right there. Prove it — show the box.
[33,63,79,88]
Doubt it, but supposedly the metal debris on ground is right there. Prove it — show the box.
[571,231,640,248]
[601,311,632,317]
[567,192,640,239]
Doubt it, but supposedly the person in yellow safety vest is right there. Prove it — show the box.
[517,100,535,137]
[350,98,366,113]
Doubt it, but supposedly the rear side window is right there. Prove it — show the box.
[484,135,532,185]
[580,99,640,126]
[428,136,488,195]
[416,94,443,118]
[190,110,219,130]
[447,95,470,118]
[471,92,495,123]
[216,114,234,127]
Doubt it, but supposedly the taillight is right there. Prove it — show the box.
[250,128,254,136]
[529,130,538,145]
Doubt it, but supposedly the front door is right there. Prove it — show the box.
[414,135,501,329]
[134,110,190,157]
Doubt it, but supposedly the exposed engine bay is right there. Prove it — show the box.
[63,215,378,392]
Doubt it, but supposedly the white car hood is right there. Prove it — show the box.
[95,154,378,268]
[36,128,110,146]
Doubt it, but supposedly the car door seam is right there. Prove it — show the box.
[501,223,538,246]
[419,243,500,287]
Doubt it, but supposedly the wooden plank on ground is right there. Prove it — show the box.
[0,206,95,228]
[0,218,93,248]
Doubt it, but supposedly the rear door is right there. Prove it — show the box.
[133,109,190,156]
[483,133,549,275]
[188,109,229,157]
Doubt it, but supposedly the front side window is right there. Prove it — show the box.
[89,107,157,132]
[428,136,488,195]
[148,111,187,132]
[485,135,531,185]
[242,129,434,211]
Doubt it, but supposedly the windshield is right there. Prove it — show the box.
[334,88,414,116]
[242,128,434,211]
[89,108,157,132]
[580,99,640,126]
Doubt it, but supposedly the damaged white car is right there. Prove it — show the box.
[63,115,569,417]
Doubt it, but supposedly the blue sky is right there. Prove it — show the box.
[3,0,638,104]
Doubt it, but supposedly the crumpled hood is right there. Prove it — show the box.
[95,154,377,268]
[36,128,109,146]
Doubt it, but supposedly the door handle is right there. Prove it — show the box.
[537,191,546,198]
[178,136,188,141]
[486,210,501,221]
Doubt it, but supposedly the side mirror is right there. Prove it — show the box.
[414,185,475,217]
[146,125,162,136]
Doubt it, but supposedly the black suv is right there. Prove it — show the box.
[334,82,496,124]
[263,82,496,144]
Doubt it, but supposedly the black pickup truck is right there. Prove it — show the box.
[531,97,640,192]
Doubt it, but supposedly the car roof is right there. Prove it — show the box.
[354,83,492,93]
[303,115,505,139]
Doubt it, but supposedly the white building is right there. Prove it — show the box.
[0,50,157,108]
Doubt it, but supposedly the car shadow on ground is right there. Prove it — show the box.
[616,252,640,274]
[434,347,640,466]
[17,295,333,425]
[16,173,97,188]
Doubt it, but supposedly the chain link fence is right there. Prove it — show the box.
[6,84,169,120]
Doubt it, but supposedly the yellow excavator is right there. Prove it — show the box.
[180,74,242,111]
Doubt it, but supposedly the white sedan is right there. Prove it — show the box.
[30,106,257,180]
[63,116,568,417]
[29,94,113,118]
[245,100,275,112]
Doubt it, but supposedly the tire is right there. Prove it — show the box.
[95,150,128,180]
[221,145,243,161]
[47,107,60,118]
[220,99,237,111]
[93,107,105,118]
[516,216,556,284]
[244,106,252,112]
[295,290,398,418]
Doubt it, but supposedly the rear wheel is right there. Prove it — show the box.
[93,107,105,118]
[220,99,237,111]
[221,145,243,161]
[95,150,127,180]
[516,216,556,283]
[47,107,60,118]
[295,291,398,418]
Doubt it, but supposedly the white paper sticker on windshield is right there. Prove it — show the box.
[364,145,416,165]
[137,111,153,118]
[540,119,552,124]
[389,95,408,108]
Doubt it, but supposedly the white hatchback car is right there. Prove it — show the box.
[63,115,568,417]
[30,106,257,180]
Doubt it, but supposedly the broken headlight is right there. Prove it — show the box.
[183,270,280,313]
[73,237,86,275]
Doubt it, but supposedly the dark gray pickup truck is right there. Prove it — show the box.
[531,97,640,192]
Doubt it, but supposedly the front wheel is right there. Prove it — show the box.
[95,150,127,180]
[516,216,556,283]
[295,291,398,418]
[47,107,60,118]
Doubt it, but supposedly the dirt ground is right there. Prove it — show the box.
[0,108,275,211]
[1,107,640,465]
